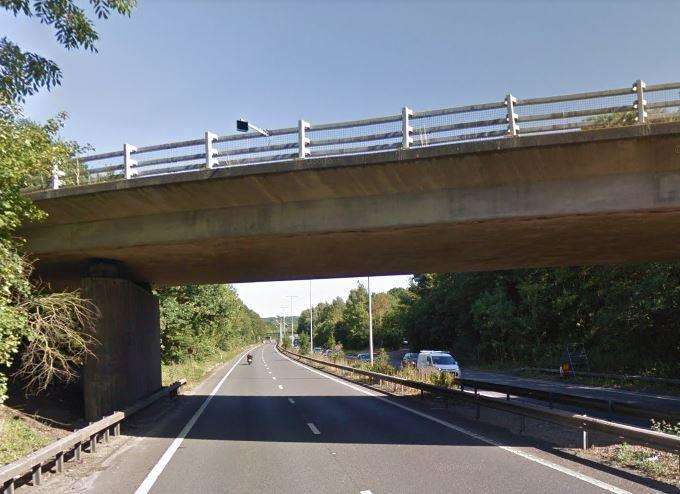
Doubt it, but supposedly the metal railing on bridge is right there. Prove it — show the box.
[49,79,680,190]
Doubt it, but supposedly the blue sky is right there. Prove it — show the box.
[3,0,679,316]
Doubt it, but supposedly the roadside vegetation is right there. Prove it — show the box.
[297,266,680,379]
[157,284,271,389]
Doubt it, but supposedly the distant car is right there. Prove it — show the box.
[357,353,371,362]
[416,350,461,377]
[313,347,324,353]
[401,352,418,368]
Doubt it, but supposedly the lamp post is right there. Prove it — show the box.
[309,280,314,354]
[368,276,374,365]
[286,296,297,346]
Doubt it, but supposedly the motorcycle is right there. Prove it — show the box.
[246,354,253,365]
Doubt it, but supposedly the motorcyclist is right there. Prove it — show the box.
[246,353,253,365]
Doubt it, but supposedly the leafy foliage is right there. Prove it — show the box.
[0,104,96,401]
[397,266,680,377]
[0,0,136,102]
[156,284,268,364]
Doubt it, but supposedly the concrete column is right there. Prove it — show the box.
[81,260,161,420]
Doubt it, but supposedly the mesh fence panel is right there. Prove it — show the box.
[59,80,680,191]
[516,92,637,135]
[411,106,507,146]
[308,119,402,158]
[215,132,298,167]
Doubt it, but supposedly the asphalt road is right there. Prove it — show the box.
[80,344,660,494]
[388,352,680,418]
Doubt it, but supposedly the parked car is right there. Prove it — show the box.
[416,350,461,377]
[313,347,324,354]
[356,353,371,362]
[401,352,418,368]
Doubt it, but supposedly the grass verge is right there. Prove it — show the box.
[161,345,250,391]
[0,407,52,465]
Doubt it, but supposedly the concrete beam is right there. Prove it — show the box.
[21,122,680,287]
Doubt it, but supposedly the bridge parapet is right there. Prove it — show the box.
[47,79,680,191]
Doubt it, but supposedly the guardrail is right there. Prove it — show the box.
[279,348,680,455]
[525,367,680,387]
[0,380,186,494]
[456,377,680,423]
[49,78,680,190]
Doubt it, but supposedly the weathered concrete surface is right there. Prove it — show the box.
[22,122,680,287]
[81,273,161,419]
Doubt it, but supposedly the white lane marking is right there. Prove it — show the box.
[307,422,321,435]
[360,491,373,494]
[275,347,630,494]
[288,398,295,404]
[135,348,254,494]
[272,376,277,380]
[278,385,284,390]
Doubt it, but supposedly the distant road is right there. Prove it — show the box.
[77,344,653,493]
[389,351,680,422]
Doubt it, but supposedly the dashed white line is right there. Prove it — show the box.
[272,376,277,380]
[278,385,284,390]
[275,347,631,494]
[307,422,321,435]
[360,491,373,494]
[288,398,295,404]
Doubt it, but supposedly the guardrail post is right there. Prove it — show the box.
[582,429,589,450]
[3,479,15,494]
[204,131,218,169]
[402,106,413,149]
[633,79,647,124]
[56,452,64,473]
[74,443,82,461]
[123,143,138,179]
[51,164,65,190]
[505,93,519,136]
[89,434,97,453]
[298,120,310,158]
[31,465,41,486]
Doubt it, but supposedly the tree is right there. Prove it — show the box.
[1,0,136,102]
[0,105,96,401]
[341,284,369,349]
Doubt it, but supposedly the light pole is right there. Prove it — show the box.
[368,276,374,364]
[309,280,314,354]
[286,296,297,346]
[279,306,287,345]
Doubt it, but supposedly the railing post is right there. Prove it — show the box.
[505,93,519,136]
[633,79,647,124]
[51,164,65,190]
[123,143,138,179]
[298,120,310,158]
[402,106,413,149]
[204,131,218,169]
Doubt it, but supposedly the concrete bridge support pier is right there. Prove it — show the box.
[81,260,161,420]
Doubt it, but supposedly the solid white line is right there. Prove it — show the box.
[360,491,373,494]
[134,348,253,494]
[307,422,321,435]
[278,385,284,390]
[288,398,295,404]
[275,347,630,494]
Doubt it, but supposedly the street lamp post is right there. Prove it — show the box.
[286,296,297,346]
[309,280,314,354]
[368,276,374,365]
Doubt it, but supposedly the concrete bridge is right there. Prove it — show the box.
[21,79,680,420]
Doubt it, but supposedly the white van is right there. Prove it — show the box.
[416,350,461,377]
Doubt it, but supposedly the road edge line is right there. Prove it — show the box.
[275,347,631,494]
[134,346,255,494]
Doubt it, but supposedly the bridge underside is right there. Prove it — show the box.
[21,122,680,418]
[31,208,680,287]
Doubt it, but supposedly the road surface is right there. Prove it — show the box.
[389,352,680,419]
[77,344,660,493]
